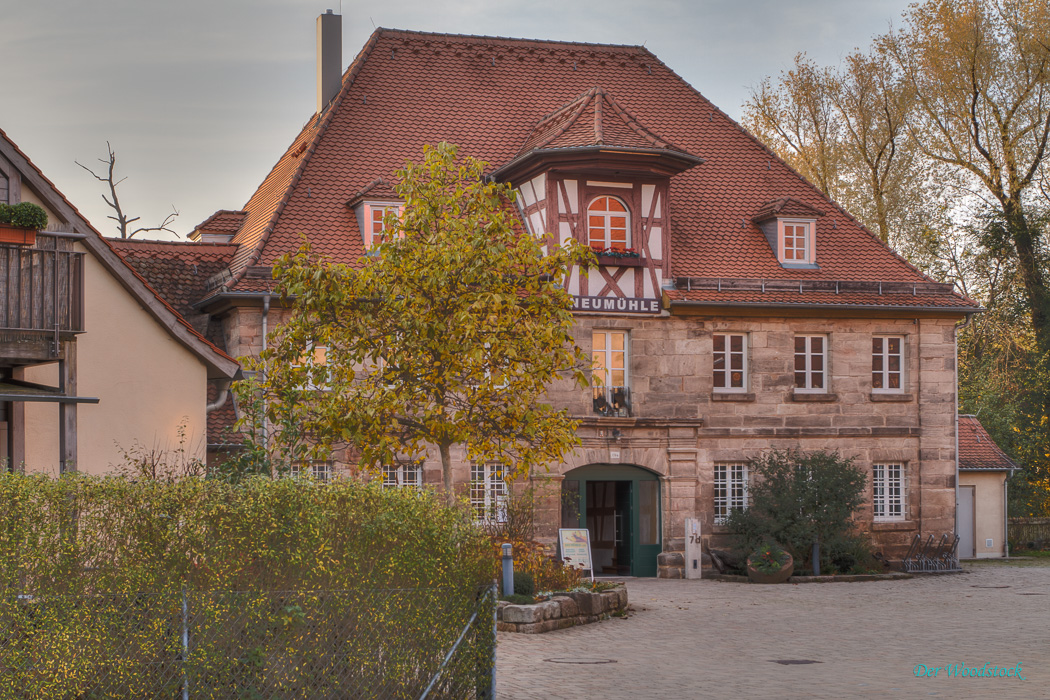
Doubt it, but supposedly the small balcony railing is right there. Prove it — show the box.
[593,385,631,417]
[0,235,84,337]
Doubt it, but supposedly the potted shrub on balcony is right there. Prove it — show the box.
[746,541,794,584]
[0,202,48,246]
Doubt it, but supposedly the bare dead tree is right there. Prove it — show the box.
[76,141,179,239]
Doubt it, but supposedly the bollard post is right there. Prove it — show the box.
[811,539,820,576]
[501,543,514,596]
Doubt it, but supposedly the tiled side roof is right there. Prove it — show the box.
[212,28,978,312]
[194,209,247,235]
[666,278,980,310]
[109,239,238,335]
[959,415,1019,471]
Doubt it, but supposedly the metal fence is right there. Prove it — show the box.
[0,585,496,699]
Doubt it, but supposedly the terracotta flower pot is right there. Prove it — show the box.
[746,552,794,584]
[0,224,37,246]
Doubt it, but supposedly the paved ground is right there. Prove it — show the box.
[495,561,1050,699]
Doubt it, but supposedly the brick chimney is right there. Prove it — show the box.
[317,10,342,114]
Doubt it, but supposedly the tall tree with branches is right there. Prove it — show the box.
[883,0,1050,352]
[76,141,179,239]
[251,143,593,504]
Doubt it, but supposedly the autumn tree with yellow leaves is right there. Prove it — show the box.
[249,143,593,504]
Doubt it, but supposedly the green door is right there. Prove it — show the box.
[562,464,661,577]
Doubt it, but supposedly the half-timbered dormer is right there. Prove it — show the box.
[494,87,702,316]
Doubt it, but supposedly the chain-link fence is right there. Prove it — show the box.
[0,584,496,699]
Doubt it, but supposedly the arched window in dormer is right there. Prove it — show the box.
[587,196,630,251]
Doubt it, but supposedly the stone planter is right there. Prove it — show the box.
[497,585,628,634]
[0,225,36,246]
[746,552,794,584]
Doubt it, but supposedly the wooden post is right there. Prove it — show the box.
[58,339,76,472]
[9,370,25,472]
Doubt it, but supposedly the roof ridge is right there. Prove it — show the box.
[110,238,239,249]
[375,27,645,51]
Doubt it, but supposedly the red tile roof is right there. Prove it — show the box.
[193,209,247,235]
[109,239,238,335]
[208,28,977,313]
[959,415,1018,471]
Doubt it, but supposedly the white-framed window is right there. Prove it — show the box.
[872,336,904,392]
[363,202,402,249]
[470,463,507,523]
[293,344,328,390]
[592,330,630,416]
[714,462,749,525]
[794,335,827,392]
[713,333,748,392]
[587,195,630,251]
[290,460,332,482]
[382,462,422,488]
[778,219,814,264]
[873,463,906,521]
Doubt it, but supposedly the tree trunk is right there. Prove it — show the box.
[1004,199,1050,354]
[439,440,455,507]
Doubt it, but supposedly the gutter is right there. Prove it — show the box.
[954,313,975,543]
[666,299,981,314]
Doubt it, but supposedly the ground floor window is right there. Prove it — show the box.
[714,462,748,524]
[382,462,422,488]
[873,463,906,521]
[471,463,507,523]
[289,460,332,482]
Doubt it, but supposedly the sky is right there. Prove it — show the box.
[1,0,912,240]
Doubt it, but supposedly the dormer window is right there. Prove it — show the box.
[780,219,813,264]
[587,196,630,251]
[752,198,824,269]
[357,201,403,250]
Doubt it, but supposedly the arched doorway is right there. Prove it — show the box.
[561,464,661,577]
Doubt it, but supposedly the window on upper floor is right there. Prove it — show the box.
[713,333,748,393]
[794,335,827,393]
[780,219,813,264]
[360,202,403,250]
[587,196,630,252]
[592,330,630,416]
[714,462,749,525]
[296,344,328,390]
[872,336,904,393]
[873,463,906,521]
[471,463,507,523]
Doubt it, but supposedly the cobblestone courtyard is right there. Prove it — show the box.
[496,561,1050,699]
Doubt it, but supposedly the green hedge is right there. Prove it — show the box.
[0,474,496,698]
[0,472,493,594]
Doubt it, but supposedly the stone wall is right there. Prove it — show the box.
[221,300,962,566]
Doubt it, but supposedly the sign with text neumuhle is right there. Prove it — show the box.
[572,295,661,314]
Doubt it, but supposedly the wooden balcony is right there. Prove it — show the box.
[0,233,84,355]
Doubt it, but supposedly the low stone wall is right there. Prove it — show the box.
[497,586,628,634]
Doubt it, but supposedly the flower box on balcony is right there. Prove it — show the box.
[594,254,646,267]
[0,224,37,247]
[0,202,47,246]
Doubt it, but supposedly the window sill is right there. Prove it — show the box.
[791,392,837,402]
[711,392,755,402]
[594,254,646,267]
[870,393,913,402]
[871,520,914,531]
